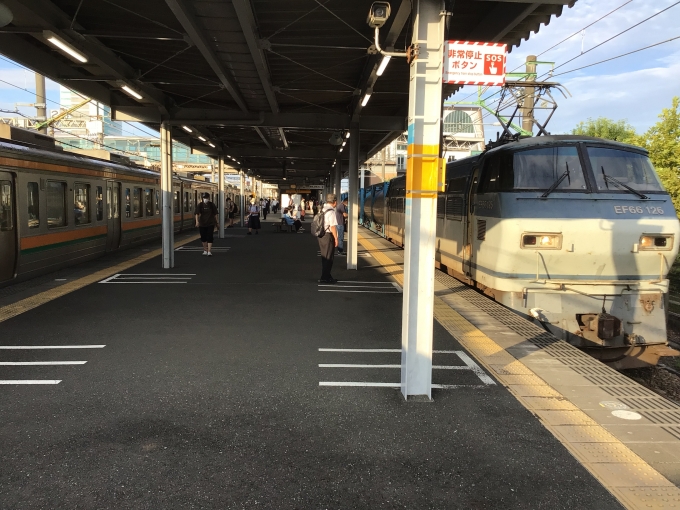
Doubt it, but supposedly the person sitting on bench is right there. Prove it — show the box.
[283,208,304,233]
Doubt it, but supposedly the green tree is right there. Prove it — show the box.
[639,97,680,215]
[571,117,638,144]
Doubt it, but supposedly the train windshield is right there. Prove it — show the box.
[480,146,587,192]
[587,147,664,193]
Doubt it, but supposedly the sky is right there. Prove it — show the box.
[452,0,680,137]
[1,0,679,140]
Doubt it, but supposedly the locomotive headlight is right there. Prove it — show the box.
[639,234,673,251]
[521,233,562,250]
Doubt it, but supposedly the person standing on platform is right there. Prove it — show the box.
[300,199,306,222]
[260,197,268,220]
[335,197,348,255]
[226,197,235,228]
[271,198,279,214]
[317,193,338,283]
[195,192,218,256]
[247,198,261,235]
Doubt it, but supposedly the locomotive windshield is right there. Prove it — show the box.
[587,147,664,192]
[480,146,587,192]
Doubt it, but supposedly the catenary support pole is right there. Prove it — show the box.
[522,55,537,134]
[401,0,445,400]
[239,171,246,227]
[218,156,225,238]
[160,121,174,269]
[34,73,46,134]
[347,125,359,270]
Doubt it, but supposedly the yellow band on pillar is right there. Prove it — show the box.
[406,145,445,198]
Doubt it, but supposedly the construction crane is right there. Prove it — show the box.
[34,97,91,132]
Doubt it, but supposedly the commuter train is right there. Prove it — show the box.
[0,135,240,287]
[359,135,680,368]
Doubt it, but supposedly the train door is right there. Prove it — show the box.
[0,172,17,282]
[463,168,479,278]
[106,181,122,251]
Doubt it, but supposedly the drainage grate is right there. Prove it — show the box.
[618,397,680,411]
[640,410,680,425]
[662,426,680,441]
[585,375,635,386]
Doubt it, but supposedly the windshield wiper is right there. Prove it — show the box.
[541,161,570,198]
[600,166,648,199]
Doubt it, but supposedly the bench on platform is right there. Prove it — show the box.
[273,220,294,233]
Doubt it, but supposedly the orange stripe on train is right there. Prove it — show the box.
[21,225,108,250]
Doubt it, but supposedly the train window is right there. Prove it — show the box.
[27,182,40,228]
[107,187,112,220]
[0,181,13,231]
[184,191,189,212]
[74,183,91,225]
[155,190,160,215]
[125,188,131,218]
[588,147,664,193]
[447,176,467,193]
[95,186,103,221]
[513,147,586,191]
[46,181,67,228]
[144,188,153,216]
[133,188,142,218]
[174,191,180,213]
[113,187,120,219]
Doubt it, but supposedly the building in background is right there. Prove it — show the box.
[442,105,485,161]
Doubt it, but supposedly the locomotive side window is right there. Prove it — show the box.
[133,188,142,218]
[513,147,586,190]
[27,182,40,228]
[144,188,153,216]
[74,183,91,225]
[588,147,664,193]
[0,181,13,231]
[184,191,189,212]
[125,188,131,218]
[96,186,103,221]
[46,181,67,228]
[174,191,180,213]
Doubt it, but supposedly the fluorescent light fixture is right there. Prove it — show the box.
[182,125,192,133]
[198,136,206,142]
[345,132,350,139]
[376,55,391,76]
[361,93,371,107]
[43,31,88,63]
[283,177,287,180]
[121,85,143,100]
[208,142,216,148]
[339,147,343,153]
[341,141,346,147]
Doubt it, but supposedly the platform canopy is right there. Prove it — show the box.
[0,0,575,185]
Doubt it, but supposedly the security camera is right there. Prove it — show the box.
[367,2,391,29]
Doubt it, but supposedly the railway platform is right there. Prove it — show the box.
[0,222,677,509]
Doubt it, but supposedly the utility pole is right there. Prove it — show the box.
[34,73,46,134]
[521,55,537,135]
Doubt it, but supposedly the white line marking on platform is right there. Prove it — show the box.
[319,382,399,387]
[0,345,105,349]
[455,351,497,385]
[320,364,401,368]
[176,246,231,251]
[336,281,393,284]
[99,273,194,284]
[319,289,400,294]
[392,282,403,292]
[0,361,87,365]
[0,380,61,385]
[319,348,400,352]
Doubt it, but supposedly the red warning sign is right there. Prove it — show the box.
[443,41,507,86]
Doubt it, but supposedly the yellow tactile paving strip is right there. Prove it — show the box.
[0,235,199,324]
[357,231,680,509]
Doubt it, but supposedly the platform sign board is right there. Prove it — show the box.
[443,41,507,86]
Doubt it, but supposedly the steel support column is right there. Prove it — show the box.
[239,171,246,227]
[401,0,445,400]
[160,121,174,269]
[347,126,360,270]
[218,156,225,238]
[334,163,341,196]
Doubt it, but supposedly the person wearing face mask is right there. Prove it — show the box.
[194,192,218,256]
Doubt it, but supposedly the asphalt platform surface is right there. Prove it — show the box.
[0,221,622,509]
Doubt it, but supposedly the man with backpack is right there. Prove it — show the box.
[195,192,218,256]
[312,193,338,283]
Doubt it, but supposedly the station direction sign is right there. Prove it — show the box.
[443,41,507,86]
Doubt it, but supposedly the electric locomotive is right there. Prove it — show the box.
[370,135,680,368]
